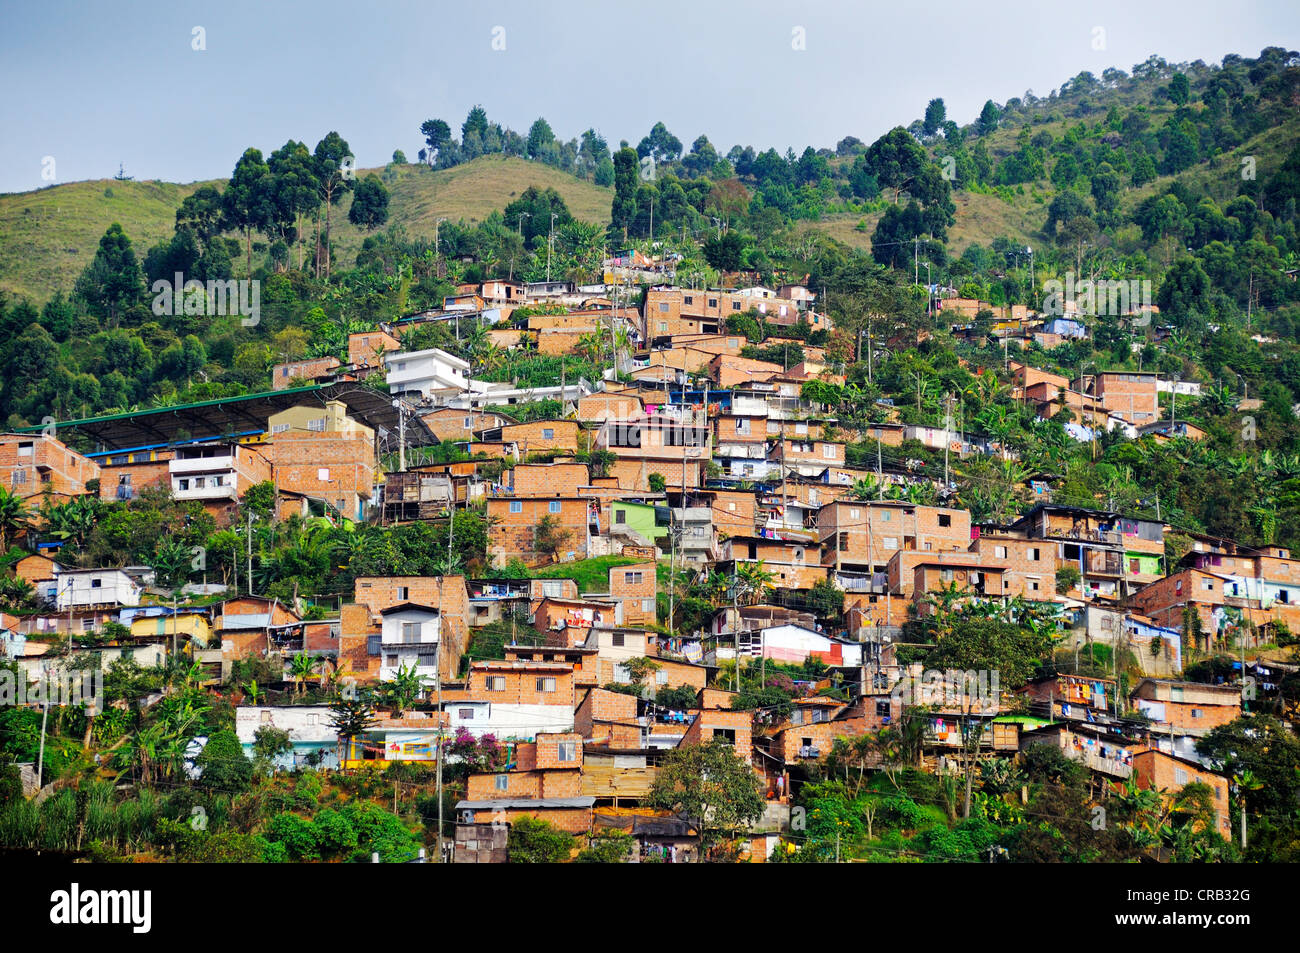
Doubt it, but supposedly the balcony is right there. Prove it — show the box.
[171,453,236,475]
[1085,551,1124,576]
[172,476,238,501]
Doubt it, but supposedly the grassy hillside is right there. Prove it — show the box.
[0,178,215,303]
[0,156,613,303]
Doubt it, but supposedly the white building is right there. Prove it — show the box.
[385,347,470,399]
[444,700,576,740]
[378,603,441,682]
[54,568,147,609]
[235,705,340,770]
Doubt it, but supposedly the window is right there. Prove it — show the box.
[17,442,33,456]
[1191,708,1203,719]
[938,514,951,528]
[401,621,421,642]
[1174,768,1189,785]
[317,467,330,481]
[823,444,835,458]
[880,510,891,522]
[712,728,736,745]
[542,428,554,440]
[386,654,399,667]
[659,322,668,333]
[509,501,523,513]
[1029,579,1040,592]
[556,742,577,762]
[1028,548,1040,561]
[536,677,557,692]
[91,578,102,588]
[731,301,741,310]
[849,508,860,519]
[626,571,643,585]
[486,676,506,691]
[548,501,562,513]
[495,774,509,791]
[736,419,750,434]
[883,537,899,550]
[417,649,437,667]
[658,302,670,312]
[684,296,694,305]
[397,586,409,600]
[612,633,625,647]
[11,469,26,485]
[941,569,954,583]
[1201,578,1214,591]
[642,598,655,612]
[307,417,327,432]
[995,545,1007,559]
[458,709,475,720]
[707,298,718,308]
[464,416,473,428]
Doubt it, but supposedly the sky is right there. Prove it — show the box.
[0,0,1298,194]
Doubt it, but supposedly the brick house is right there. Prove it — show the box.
[466,659,576,707]
[681,709,753,764]
[487,497,593,565]
[347,329,402,370]
[349,576,471,681]
[968,532,1058,601]
[264,400,377,520]
[1129,679,1242,736]
[466,732,583,800]
[271,356,341,389]
[607,561,657,628]
[0,434,100,503]
[508,461,590,497]
[420,408,514,444]
[487,420,582,456]
[819,500,971,574]
[535,597,620,641]
[575,687,642,748]
[576,392,644,424]
[1131,749,1232,839]
[1083,371,1161,426]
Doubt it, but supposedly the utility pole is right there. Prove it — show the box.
[396,400,406,473]
[35,661,50,790]
[247,510,254,597]
[546,212,557,282]
[435,579,445,861]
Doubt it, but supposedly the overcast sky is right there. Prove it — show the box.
[1,0,1298,193]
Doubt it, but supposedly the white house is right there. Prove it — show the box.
[711,622,863,668]
[54,568,147,610]
[235,705,340,770]
[444,700,576,740]
[384,347,470,399]
[378,603,441,682]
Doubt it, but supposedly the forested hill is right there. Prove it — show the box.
[1,45,1299,448]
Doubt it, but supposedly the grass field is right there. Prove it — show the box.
[0,155,613,303]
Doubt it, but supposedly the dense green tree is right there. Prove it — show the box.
[73,223,144,327]
[348,175,390,230]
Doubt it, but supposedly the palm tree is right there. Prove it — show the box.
[289,653,323,696]
[381,663,427,716]
[734,560,776,606]
[0,486,33,552]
